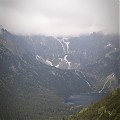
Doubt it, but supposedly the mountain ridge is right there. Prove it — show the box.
[0,28,119,119]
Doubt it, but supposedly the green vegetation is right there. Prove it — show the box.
[0,30,119,120]
[0,86,70,120]
[0,44,86,120]
[69,88,120,120]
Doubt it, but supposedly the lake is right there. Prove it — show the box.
[65,93,107,107]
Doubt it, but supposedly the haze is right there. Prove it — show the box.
[0,0,119,36]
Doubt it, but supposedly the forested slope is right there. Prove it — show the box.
[69,88,120,120]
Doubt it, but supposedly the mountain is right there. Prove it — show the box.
[69,88,120,120]
[0,27,119,92]
[0,28,119,70]
[0,27,119,119]
[0,28,92,120]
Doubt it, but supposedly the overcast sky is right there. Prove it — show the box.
[0,0,119,36]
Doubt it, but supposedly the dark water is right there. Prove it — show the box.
[65,93,107,107]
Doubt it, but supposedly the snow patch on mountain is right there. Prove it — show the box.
[54,37,66,53]
[53,37,71,69]
[105,42,112,48]
[106,43,111,47]
[36,55,41,60]
[55,64,59,68]
[64,55,71,69]
[75,70,91,88]
[54,37,70,54]
[62,38,70,53]
[36,55,47,64]
[55,58,62,68]
[99,73,115,93]
[46,60,53,66]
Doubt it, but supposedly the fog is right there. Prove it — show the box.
[0,0,119,36]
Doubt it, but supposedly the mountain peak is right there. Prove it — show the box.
[0,25,3,29]
[0,25,4,34]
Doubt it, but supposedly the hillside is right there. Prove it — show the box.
[0,33,92,119]
[0,27,119,120]
[0,27,119,93]
[69,88,120,120]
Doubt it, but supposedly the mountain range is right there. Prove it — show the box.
[0,26,119,120]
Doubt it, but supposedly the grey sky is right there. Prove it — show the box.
[0,0,119,36]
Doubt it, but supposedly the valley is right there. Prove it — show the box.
[0,27,119,120]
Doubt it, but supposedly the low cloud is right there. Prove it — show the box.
[0,0,119,36]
